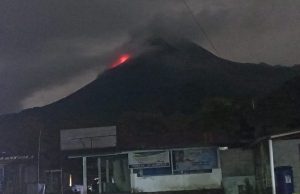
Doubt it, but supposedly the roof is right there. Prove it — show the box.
[0,154,34,164]
[67,146,221,159]
[269,130,300,139]
[251,129,300,146]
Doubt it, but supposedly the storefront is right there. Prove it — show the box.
[60,125,226,193]
[68,147,221,194]
[253,130,300,194]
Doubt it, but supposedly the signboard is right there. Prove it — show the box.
[60,126,116,150]
[128,151,170,168]
[173,148,218,171]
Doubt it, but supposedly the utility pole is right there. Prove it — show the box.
[37,129,42,194]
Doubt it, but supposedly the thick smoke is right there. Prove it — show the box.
[0,0,300,114]
[0,0,180,114]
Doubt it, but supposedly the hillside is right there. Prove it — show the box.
[40,38,300,127]
[255,75,300,134]
[0,38,299,162]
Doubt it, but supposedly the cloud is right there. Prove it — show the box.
[0,0,300,114]
[189,0,300,64]
[20,70,101,109]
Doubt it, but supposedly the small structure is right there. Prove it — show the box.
[61,126,119,194]
[0,151,68,194]
[60,125,257,194]
[0,153,35,194]
[253,130,300,194]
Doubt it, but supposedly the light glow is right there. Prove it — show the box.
[69,174,72,187]
[110,54,130,68]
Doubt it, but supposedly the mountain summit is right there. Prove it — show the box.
[41,38,298,123]
[0,38,299,155]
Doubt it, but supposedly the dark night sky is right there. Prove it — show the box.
[0,0,300,114]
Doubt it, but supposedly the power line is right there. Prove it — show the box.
[182,0,219,55]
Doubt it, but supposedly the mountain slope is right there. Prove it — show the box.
[255,75,300,134]
[0,38,299,156]
[41,39,299,126]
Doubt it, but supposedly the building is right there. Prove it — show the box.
[253,130,300,194]
[60,126,256,194]
[0,153,36,194]
[0,149,69,194]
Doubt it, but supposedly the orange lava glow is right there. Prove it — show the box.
[111,54,130,68]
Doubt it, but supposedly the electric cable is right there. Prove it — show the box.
[182,0,219,55]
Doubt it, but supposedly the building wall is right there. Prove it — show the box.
[220,148,255,194]
[130,169,222,192]
[220,148,255,177]
[223,176,255,194]
[273,139,300,193]
[112,158,131,192]
[254,141,272,194]
[1,163,37,194]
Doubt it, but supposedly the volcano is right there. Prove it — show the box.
[0,37,300,160]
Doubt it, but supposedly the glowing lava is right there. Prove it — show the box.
[111,54,130,68]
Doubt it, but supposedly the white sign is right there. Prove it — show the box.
[285,175,292,183]
[173,148,218,171]
[60,126,116,150]
[128,151,170,168]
